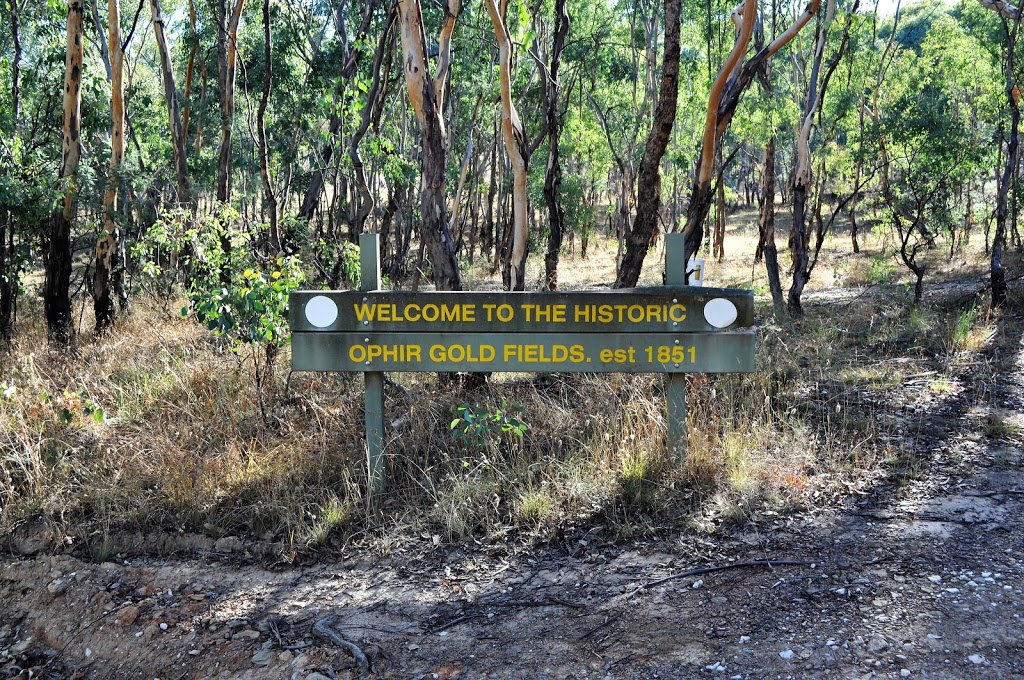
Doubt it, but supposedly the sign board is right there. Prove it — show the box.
[288,233,756,492]
[289,288,754,374]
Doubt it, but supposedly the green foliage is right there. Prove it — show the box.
[451,400,530,454]
[188,259,304,352]
[952,304,978,349]
[182,210,305,354]
[0,382,108,425]
[135,207,305,354]
[866,253,898,285]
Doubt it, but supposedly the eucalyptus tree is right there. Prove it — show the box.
[881,12,989,303]
[538,0,570,291]
[970,0,1023,306]
[682,0,823,278]
[215,0,245,205]
[396,0,462,291]
[151,0,192,207]
[786,0,857,316]
[615,0,681,289]
[486,0,532,290]
[296,0,381,229]
[44,0,86,345]
[93,0,127,331]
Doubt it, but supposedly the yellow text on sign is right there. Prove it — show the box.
[351,302,687,325]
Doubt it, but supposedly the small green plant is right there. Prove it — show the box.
[450,400,529,454]
[1,382,108,425]
[866,253,897,285]
[307,495,354,546]
[187,259,304,353]
[951,305,978,351]
[517,489,554,526]
[152,206,307,424]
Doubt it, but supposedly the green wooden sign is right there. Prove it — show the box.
[292,331,754,373]
[288,233,757,493]
[289,288,754,334]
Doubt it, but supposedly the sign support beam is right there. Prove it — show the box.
[666,233,687,462]
[360,233,385,494]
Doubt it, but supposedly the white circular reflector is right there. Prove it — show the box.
[305,295,339,328]
[703,298,738,329]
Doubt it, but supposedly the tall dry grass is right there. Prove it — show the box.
[1,220,1019,555]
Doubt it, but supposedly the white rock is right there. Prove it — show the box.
[779,649,794,660]
[738,635,751,643]
[693,579,704,589]
[900,670,911,678]
[967,654,986,665]
[928,575,943,583]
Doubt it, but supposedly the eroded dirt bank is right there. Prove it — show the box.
[2,436,1023,680]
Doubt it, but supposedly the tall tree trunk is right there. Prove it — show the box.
[151,0,193,206]
[683,0,758,273]
[90,0,112,82]
[486,0,531,290]
[297,0,381,225]
[759,135,785,313]
[348,14,397,243]
[216,0,245,204]
[94,0,126,332]
[1,0,22,342]
[45,0,85,345]
[257,0,280,253]
[397,0,463,291]
[8,0,20,128]
[0,219,11,344]
[849,95,866,253]
[450,93,483,248]
[788,0,847,317]
[182,0,198,140]
[483,123,498,260]
[542,0,570,291]
[615,0,681,288]
[683,0,821,276]
[713,145,726,260]
[993,73,1019,308]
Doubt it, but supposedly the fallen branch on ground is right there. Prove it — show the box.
[313,615,369,672]
[629,559,812,596]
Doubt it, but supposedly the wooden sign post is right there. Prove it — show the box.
[290,233,755,492]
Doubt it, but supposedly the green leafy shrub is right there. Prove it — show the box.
[451,400,529,455]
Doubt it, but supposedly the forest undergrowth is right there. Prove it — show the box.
[0,228,1021,562]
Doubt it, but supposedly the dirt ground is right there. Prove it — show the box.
[3,305,1024,680]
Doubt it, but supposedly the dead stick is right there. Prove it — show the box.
[629,559,812,596]
[313,616,369,671]
[483,597,585,610]
[578,613,621,640]
[432,613,485,633]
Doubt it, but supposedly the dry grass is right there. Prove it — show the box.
[1,207,1020,556]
